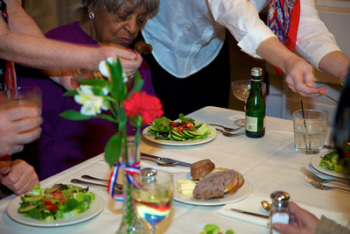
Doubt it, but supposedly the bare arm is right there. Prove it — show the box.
[257,37,326,97]
[318,51,350,79]
[0,0,140,71]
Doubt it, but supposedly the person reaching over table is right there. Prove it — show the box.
[272,70,350,234]
[0,0,141,80]
[16,0,159,180]
[139,0,349,118]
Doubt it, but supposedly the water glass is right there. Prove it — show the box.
[293,109,328,154]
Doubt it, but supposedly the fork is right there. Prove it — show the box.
[300,166,350,186]
[215,128,245,137]
[208,123,243,132]
[304,176,350,193]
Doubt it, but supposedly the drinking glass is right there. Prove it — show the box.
[132,170,173,234]
[293,109,328,154]
[2,86,42,111]
[231,80,266,126]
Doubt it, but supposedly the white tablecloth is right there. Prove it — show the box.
[0,106,349,234]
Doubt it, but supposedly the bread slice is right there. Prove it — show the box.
[190,159,215,180]
[236,170,245,189]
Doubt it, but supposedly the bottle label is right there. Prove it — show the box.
[245,116,258,132]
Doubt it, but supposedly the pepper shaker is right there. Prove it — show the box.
[269,191,290,234]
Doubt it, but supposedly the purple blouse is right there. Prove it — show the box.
[18,22,155,180]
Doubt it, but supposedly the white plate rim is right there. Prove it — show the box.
[142,126,217,146]
[6,192,104,227]
[310,154,350,179]
[173,172,252,206]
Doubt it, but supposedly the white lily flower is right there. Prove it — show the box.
[99,58,128,83]
[74,85,108,116]
[99,57,114,78]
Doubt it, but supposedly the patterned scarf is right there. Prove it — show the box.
[268,0,300,75]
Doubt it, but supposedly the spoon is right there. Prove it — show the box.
[261,200,272,212]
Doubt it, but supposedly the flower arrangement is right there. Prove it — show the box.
[60,58,163,167]
[60,58,163,232]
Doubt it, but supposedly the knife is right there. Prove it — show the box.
[230,208,269,219]
[141,153,192,167]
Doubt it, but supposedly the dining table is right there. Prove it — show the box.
[0,106,349,234]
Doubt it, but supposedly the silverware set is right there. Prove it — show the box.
[71,175,123,192]
[215,128,245,137]
[208,123,243,132]
[300,166,350,193]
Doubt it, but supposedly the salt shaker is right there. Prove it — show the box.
[269,191,290,234]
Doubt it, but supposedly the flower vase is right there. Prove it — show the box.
[116,136,147,234]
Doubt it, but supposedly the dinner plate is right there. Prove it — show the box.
[7,193,104,227]
[173,172,252,206]
[142,126,217,146]
[310,155,350,179]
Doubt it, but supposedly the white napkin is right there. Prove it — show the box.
[218,193,350,227]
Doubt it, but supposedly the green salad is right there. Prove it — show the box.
[319,146,350,174]
[147,114,216,141]
[200,224,234,234]
[18,184,95,221]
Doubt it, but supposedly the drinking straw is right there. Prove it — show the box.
[300,100,310,150]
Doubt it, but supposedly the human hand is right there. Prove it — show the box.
[98,44,143,78]
[0,159,39,195]
[284,56,328,98]
[0,102,42,156]
[272,202,319,234]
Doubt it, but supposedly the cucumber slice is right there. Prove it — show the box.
[187,130,202,136]
[182,130,195,139]
[18,204,38,213]
[194,122,203,129]
[171,134,186,141]
[171,130,184,138]
[23,195,43,203]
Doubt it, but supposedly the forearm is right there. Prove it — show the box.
[0,29,103,70]
[256,37,300,73]
[318,51,350,79]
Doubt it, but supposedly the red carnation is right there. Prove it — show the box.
[124,92,163,124]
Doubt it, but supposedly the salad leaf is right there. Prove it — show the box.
[200,224,235,234]
[149,116,172,132]
[319,149,350,174]
[179,113,195,123]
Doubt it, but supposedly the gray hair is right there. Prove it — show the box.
[77,0,159,20]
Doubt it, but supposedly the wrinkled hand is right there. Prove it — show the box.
[272,202,319,234]
[284,56,327,98]
[0,103,42,156]
[0,159,39,195]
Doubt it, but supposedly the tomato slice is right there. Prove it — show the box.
[52,190,64,199]
[170,122,178,127]
[45,204,59,211]
[186,122,194,129]
[42,198,54,205]
[177,126,184,132]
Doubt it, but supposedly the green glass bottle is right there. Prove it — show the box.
[245,67,265,138]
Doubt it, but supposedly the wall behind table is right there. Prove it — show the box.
[22,0,80,33]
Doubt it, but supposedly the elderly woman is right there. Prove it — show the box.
[16,0,159,180]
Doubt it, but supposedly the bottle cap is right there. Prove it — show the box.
[251,67,262,76]
[271,191,290,208]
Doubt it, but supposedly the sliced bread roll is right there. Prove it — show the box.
[209,168,239,194]
[190,159,215,180]
[236,170,245,189]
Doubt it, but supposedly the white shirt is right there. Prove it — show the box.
[142,0,341,78]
